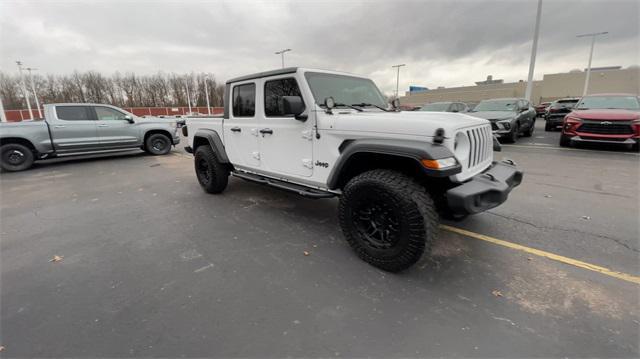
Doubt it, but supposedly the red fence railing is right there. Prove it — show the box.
[3,106,224,122]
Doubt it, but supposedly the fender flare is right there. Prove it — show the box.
[192,129,230,163]
[326,138,460,190]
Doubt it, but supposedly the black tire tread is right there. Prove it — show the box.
[338,169,438,272]
[194,145,229,194]
[0,143,35,172]
[145,133,172,155]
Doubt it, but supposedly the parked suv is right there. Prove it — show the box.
[544,98,579,131]
[0,103,180,171]
[535,102,551,117]
[560,94,640,150]
[419,102,468,113]
[469,98,536,143]
[183,68,522,272]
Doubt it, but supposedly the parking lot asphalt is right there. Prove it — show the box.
[1,120,638,357]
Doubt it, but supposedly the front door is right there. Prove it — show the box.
[93,106,141,149]
[50,105,100,153]
[258,77,313,177]
[223,82,261,169]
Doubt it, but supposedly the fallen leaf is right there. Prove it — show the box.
[492,290,503,297]
[580,216,591,220]
[527,257,533,261]
[49,255,63,263]
[303,251,310,256]
[544,194,552,198]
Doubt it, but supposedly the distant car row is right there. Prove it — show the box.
[418,94,639,150]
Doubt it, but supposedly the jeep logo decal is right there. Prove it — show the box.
[315,160,329,168]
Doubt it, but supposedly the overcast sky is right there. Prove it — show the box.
[1,0,638,95]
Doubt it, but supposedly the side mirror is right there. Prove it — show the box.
[281,96,307,121]
[391,98,400,111]
[124,115,135,123]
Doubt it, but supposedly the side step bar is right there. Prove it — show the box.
[232,171,336,199]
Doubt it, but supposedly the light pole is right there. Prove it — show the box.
[185,78,192,115]
[392,64,406,99]
[204,75,211,115]
[0,94,6,122]
[275,49,291,68]
[16,61,34,120]
[26,67,42,118]
[524,0,542,102]
[577,31,608,97]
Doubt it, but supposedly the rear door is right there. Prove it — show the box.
[93,106,141,149]
[222,82,261,169]
[50,106,100,152]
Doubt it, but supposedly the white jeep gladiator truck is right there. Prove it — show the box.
[183,68,522,271]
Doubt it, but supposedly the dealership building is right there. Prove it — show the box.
[399,66,640,107]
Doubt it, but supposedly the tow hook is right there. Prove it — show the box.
[501,159,516,166]
[484,173,497,182]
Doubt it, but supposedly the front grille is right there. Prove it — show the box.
[577,121,634,135]
[466,125,492,169]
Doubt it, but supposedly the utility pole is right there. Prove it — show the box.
[274,49,291,68]
[204,76,211,115]
[185,78,192,115]
[26,67,42,118]
[16,61,34,120]
[524,0,542,102]
[0,94,6,122]
[577,31,608,97]
[391,64,406,99]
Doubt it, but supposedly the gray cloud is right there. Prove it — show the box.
[1,0,638,95]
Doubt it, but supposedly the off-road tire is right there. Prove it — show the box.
[194,145,229,194]
[1,143,35,172]
[145,133,172,155]
[338,169,438,272]
[503,122,519,143]
[523,120,535,137]
[559,134,571,147]
[544,121,553,131]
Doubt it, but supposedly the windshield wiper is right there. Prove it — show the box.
[351,103,389,112]
[333,103,363,112]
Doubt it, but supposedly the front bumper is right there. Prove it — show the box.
[545,116,564,125]
[446,160,523,215]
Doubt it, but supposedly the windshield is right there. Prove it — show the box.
[473,99,517,112]
[304,72,387,108]
[420,103,450,111]
[575,96,640,110]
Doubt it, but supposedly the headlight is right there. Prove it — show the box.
[497,120,512,130]
[453,131,470,163]
[421,157,458,170]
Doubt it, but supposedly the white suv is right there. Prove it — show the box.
[184,68,522,271]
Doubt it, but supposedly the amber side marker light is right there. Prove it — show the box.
[421,157,457,169]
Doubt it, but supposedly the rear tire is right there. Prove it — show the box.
[194,146,229,194]
[544,121,552,132]
[559,134,571,147]
[338,169,438,272]
[145,133,172,155]
[1,143,35,172]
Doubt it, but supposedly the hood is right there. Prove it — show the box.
[328,110,488,138]
[569,109,640,121]
[466,111,516,121]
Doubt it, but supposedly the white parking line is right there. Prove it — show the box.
[502,144,640,156]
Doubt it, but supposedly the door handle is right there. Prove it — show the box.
[230,127,241,132]
[54,125,65,128]
[259,128,273,135]
[98,124,109,127]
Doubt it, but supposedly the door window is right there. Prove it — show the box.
[264,78,304,117]
[56,106,92,121]
[232,83,256,117]
[95,107,128,121]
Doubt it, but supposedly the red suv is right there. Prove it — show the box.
[560,94,640,151]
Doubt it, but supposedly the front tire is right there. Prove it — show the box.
[523,119,535,137]
[1,143,35,172]
[194,146,229,194]
[544,121,552,131]
[338,169,438,272]
[145,133,172,155]
[559,134,571,147]
[503,122,519,143]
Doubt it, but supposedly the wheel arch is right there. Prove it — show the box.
[192,129,229,163]
[0,137,37,153]
[143,129,175,145]
[327,139,460,190]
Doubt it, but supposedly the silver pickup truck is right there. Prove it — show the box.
[0,103,180,171]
